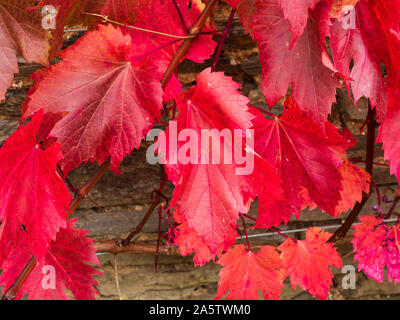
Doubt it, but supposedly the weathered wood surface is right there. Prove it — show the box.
[0,3,399,300]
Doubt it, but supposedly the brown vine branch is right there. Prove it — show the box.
[119,175,168,247]
[329,104,376,243]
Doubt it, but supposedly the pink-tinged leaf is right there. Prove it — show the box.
[353,215,400,283]
[278,0,321,42]
[0,219,101,300]
[279,227,342,299]
[355,0,391,71]
[251,0,341,127]
[252,99,344,229]
[0,0,50,101]
[216,244,283,300]
[379,29,400,182]
[22,24,164,174]
[330,6,387,121]
[0,111,71,261]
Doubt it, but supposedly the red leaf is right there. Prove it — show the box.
[22,24,164,174]
[252,98,344,229]
[330,4,387,121]
[353,215,400,283]
[0,111,71,261]
[41,0,216,77]
[368,0,400,34]
[251,0,341,126]
[173,210,233,266]
[0,0,50,101]
[0,219,101,300]
[333,160,370,217]
[216,244,283,300]
[278,227,342,299]
[159,68,281,264]
[278,0,321,42]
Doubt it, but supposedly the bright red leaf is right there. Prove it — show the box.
[330,4,387,121]
[0,0,50,101]
[252,98,344,229]
[0,219,101,300]
[159,68,281,264]
[278,0,320,43]
[251,0,341,127]
[278,227,342,299]
[40,0,216,77]
[216,244,283,300]
[22,24,164,174]
[333,160,370,217]
[0,111,71,262]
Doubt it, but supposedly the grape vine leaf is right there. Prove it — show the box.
[330,4,387,121]
[353,215,400,283]
[251,0,341,127]
[0,111,71,262]
[38,0,216,76]
[22,24,164,174]
[333,160,370,217]
[380,31,400,182]
[278,227,342,299]
[216,244,283,300]
[278,0,320,43]
[0,219,101,300]
[299,127,370,217]
[0,0,50,101]
[159,68,282,265]
[252,98,344,229]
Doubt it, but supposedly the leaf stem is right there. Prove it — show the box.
[83,12,196,39]
[211,8,236,72]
